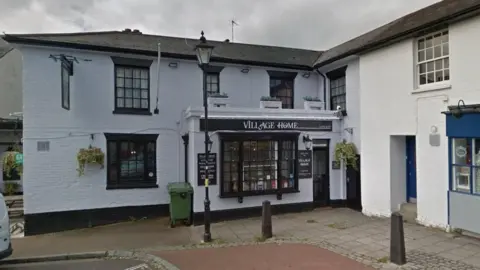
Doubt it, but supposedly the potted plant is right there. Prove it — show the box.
[207,92,230,107]
[260,96,282,109]
[76,146,105,176]
[3,182,19,196]
[2,146,22,178]
[303,96,324,110]
[334,140,358,170]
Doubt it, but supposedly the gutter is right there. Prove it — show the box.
[3,36,314,71]
[315,69,327,110]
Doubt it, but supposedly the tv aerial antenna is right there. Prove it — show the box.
[231,18,239,42]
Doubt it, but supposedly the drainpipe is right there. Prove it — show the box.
[315,69,327,110]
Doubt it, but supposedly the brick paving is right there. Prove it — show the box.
[11,208,480,269]
[155,243,373,270]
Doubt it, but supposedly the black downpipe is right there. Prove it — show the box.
[315,69,327,110]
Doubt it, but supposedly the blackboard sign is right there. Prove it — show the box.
[197,153,217,186]
[298,150,312,179]
[332,161,341,170]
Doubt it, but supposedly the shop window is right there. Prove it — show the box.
[450,138,480,193]
[221,134,298,197]
[105,133,159,189]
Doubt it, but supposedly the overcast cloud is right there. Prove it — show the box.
[0,0,440,50]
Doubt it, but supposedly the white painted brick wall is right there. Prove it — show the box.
[18,44,326,214]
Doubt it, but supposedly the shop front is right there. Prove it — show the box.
[444,103,480,234]
[183,107,343,224]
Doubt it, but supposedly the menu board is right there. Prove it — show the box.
[298,150,312,179]
[197,153,217,186]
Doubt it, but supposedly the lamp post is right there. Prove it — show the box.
[195,31,215,243]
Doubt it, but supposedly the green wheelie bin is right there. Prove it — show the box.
[167,182,193,227]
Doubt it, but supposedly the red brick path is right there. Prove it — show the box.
[154,243,374,270]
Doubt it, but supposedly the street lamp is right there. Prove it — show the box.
[195,31,215,243]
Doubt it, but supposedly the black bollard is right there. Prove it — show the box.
[390,212,406,265]
[262,200,273,239]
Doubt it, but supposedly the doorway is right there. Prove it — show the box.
[346,155,362,211]
[406,136,417,202]
[313,146,330,207]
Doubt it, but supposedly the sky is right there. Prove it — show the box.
[0,0,441,50]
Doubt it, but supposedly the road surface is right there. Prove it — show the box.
[0,259,153,270]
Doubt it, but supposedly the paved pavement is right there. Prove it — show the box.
[10,217,194,258]
[0,259,152,270]
[10,208,480,269]
[155,243,373,270]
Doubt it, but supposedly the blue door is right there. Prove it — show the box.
[406,136,417,201]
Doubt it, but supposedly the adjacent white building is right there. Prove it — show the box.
[2,29,361,235]
[314,0,480,234]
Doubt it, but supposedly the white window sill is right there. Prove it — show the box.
[412,83,451,94]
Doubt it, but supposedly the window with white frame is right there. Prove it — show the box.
[450,138,480,193]
[417,30,449,86]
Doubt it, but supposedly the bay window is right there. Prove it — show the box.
[220,134,298,197]
[451,138,480,193]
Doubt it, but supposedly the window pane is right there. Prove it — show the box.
[418,39,425,50]
[141,100,148,109]
[141,70,148,79]
[125,68,133,78]
[435,59,443,70]
[444,69,450,81]
[133,90,141,98]
[453,166,470,192]
[125,99,133,108]
[418,50,425,62]
[117,98,124,108]
[444,58,449,69]
[474,167,480,194]
[426,48,433,60]
[116,88,124,97]
[419,63,426,74]
[116,77,124,87]
[435,71,443,82]
[116,67,125,77]
[133,99,140,108]
[133,79,141,88]
[427,72,434,83]
[433,34,442,46]
[141,79,148,89]
[427,62,434,72]
[452,138,470,165]
[141,90,148,99]
[425,36,433,48]
[125,89,133,98]
[125,78,133,88]
[442,43,449,56]
[434,46,441,58]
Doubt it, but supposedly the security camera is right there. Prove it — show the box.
[336,105,342,111]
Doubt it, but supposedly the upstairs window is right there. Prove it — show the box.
[417,30,449,86]
[327,66,347,114]
[111,57,153,115]
[267,71,297,109]
[60,56,73,110]
[206,72,220,95]
[115,66,150,111]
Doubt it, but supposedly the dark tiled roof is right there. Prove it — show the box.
[3,31,322,70]
[314,0,480,67]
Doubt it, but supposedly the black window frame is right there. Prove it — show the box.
[327,66,347,116]
[267,70,297,109]
[105,133,159,190]
[206,72,220,95]
[111,57,153,115]
[60,56,73,110]
[219,133,300,198]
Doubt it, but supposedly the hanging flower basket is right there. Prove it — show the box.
[2,151,22,178]
[334,141,358,170]
[76,146,105,176]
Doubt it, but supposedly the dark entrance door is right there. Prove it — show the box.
[406,136,417,202]
[313,147,330,207]
[346,155,361,211]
